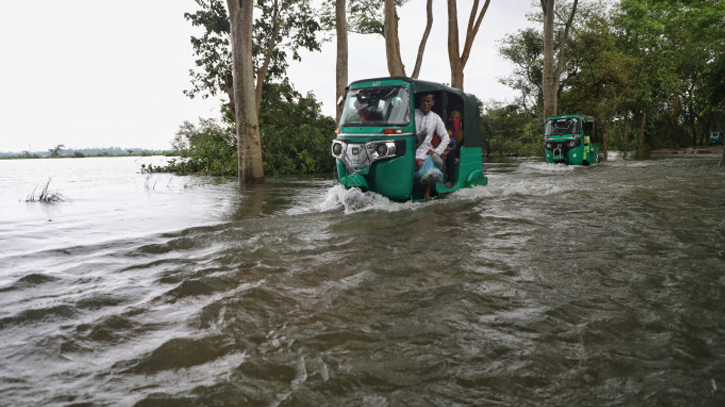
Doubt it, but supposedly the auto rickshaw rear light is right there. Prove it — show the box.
[384,128,403,134]
[584,136,590,143]
[336,128,341,134]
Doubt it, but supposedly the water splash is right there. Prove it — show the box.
[517,162,578,173]
[318,185,416,214]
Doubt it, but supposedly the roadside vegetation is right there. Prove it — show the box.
[172,0,724,177]
[484,0,725,156]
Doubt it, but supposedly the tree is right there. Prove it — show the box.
[383,0,406,76]
[498,28,544,116]
[411,0,433,79]
[323,0,430,80]
[152,83,334,177]
[184,0,234,113]
[335,0,348,122]
[185,0,321,117]
[187,0,322,183]
[258,81,336,175]
[447,0,491,90]
[615,0,725,148]
[227,0,264,183]
[540,0,578,120]
[49,144,65,158]
[381,0,433,78]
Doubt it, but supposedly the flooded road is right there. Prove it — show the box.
[1,156,724,406]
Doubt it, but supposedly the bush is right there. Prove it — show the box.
[149,80,336,177]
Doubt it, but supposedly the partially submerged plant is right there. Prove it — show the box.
[26,178,65,203]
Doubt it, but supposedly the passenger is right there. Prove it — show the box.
[415,93,449,199]
[449,110,464,146]
[443,123,458,188]
[444,111,464,188]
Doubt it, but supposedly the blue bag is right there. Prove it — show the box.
[414,155,443,185]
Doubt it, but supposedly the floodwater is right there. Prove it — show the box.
[0,155,724,406]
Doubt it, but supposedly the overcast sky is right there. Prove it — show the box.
[0,0,537,153]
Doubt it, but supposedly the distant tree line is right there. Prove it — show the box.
[0,146,170,159]
[486,0,725,156]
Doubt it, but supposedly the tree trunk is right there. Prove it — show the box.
[639,111,646,149]
[623,117,629,159]
[223,73,235,117]
[541,0,555,120]
[335,0,348,122]
[553,0,577,109]
[411,0,433,79]
[447,0,462,89]
[603,116,612,160]
[255,0,280,113]
[447,0,491,90]
[227,0,265,184]
[383,0,405,76]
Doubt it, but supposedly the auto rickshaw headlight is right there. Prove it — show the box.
[568,140,576,148]
[376,144,388,156]
[368,141,397,160]
[331,141,344,157]
[545,142,552,149]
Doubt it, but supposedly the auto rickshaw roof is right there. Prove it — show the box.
[547,114,595,122]
[349,76,475,101]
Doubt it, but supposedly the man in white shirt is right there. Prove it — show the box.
[415,93,450,164]
[414,93,449,199]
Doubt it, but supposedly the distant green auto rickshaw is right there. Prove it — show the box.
[331,77,487,201]
[543,114,602,165]
[709,131,723,146]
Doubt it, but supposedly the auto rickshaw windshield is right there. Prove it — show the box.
[339,86,411,127]
[546,117,581,136]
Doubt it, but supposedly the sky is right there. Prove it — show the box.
[0,0,537,153]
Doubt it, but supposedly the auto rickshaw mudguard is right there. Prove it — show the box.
[338,172,369,190]
[370,154,415,201]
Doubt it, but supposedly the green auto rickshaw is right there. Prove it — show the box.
[543,114,602,165]
[331,77,488,201]
[709,131,723,146]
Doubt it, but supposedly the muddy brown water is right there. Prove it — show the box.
[1,155,724,406]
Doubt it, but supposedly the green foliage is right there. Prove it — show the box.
[147,118,237,176]
[259,81,336,175]
[481,102,541,157]
[498,0,725,152]
[155,81,336,177]
[184,0,322,102]
[48,144,65,158]
[498,28,543,115]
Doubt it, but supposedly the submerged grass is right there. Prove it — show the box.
[26,178,65,203]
